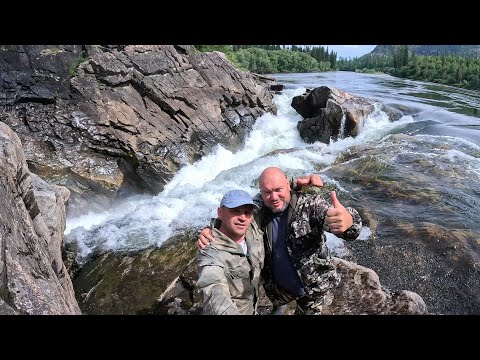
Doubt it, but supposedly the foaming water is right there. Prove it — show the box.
[66,87,397,259]
[66,72,480,263]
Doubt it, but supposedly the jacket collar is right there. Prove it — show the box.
[211,228,246,255]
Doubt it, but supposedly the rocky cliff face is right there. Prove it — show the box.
[0,122,80,314]
[0,45,281,314]
[0,45,277,216]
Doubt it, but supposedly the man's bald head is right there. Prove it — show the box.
[259,167,286,185]
[258,167,291,213]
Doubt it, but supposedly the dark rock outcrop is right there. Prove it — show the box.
[0,122,80,314]
[0,45,277,216]
[292,86,377,144]
[72,232,199,315]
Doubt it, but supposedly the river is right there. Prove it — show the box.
[66,71,480,314]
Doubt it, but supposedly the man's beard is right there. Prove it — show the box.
[270,202,288,213]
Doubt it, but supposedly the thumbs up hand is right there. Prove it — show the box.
[330,191,341,208]
[326,191,353,234]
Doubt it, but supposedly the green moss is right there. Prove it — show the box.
[69,51,88,76]
[73,231,199,314]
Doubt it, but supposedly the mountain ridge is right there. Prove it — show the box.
[370,45,480,58]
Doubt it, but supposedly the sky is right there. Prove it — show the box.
[318,45,377,59]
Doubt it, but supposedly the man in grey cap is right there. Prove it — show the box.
[196,189,265,315]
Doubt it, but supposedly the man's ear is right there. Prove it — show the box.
[217,207,222,220]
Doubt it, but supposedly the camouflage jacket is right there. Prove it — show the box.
[196,218,264,315]
[255,191,362,306]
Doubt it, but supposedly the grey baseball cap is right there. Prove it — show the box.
[220,189,259,209]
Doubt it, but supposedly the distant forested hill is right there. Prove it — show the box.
[371,45,480,58]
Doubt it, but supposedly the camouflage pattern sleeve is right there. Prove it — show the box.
[299,193,331,223]
[341,207,362,241]
[290,177,299,191]
[301,194,362,240]
[252,192,264,209]
[322,206,362,241]
[196,251,241,315]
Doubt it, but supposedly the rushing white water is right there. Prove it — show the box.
[64,85,419,260]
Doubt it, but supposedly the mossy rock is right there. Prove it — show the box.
[73,231,199,314]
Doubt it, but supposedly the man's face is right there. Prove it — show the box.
[259,173,291,213]
[218,204,254,240]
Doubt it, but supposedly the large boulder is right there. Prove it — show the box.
[292,86,377,144]
[322,258,427,314]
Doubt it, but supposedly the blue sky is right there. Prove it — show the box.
[317,45,376,59]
